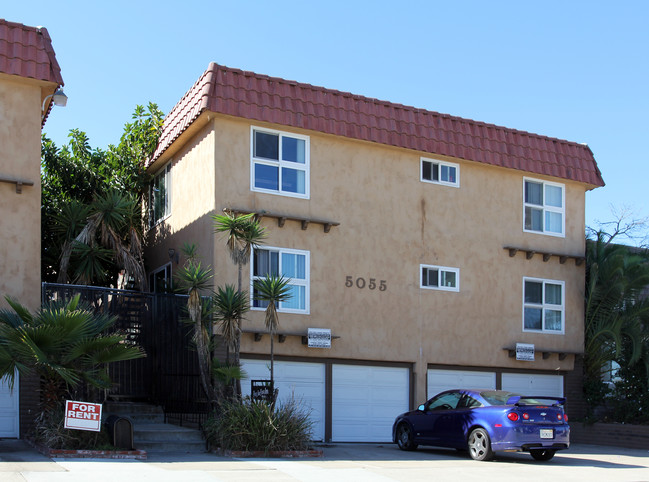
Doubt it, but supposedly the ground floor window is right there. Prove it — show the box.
[251,246,310,313]
[149,263,172,293]
[523,277,564,333]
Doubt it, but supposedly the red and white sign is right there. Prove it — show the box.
[64,400,102,432]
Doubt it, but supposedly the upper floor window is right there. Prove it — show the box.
[149,163,171,227]
[251,127,310,198]
[251,246,310,313]
[523,178,564,236]
[421,158,459,187]
[421,264,459,292]
[523,277,564,333]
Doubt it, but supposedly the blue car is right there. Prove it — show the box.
[392,389,569,461]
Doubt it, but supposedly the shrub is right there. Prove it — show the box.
[204,397,313,452]
[32,404,113,450]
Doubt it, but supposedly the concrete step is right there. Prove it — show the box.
[133,440,206,452]
[133,423,205,452]
[104,402,165,424]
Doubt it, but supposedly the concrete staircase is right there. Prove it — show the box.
[104,402,206,453]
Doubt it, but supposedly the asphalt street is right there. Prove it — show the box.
[1,440,648,482]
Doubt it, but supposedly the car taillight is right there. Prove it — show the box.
[507,412,519,421]
[564,414,569,422]
[557,413,563,421]
[522,412,530,420]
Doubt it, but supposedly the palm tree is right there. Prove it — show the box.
[213,284,249,364]
[175,244,218,406]
[56,189,147,290]
[213,211,267,293]
[0,295,145,413]
[213,210,266,395]
[584,232,649,385]
[253,274,292,386]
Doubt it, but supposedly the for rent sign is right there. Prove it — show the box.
[64,400,102,432]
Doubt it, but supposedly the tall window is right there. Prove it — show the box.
[149,163,171,226]
[251,127,309,198]
[523,178,564,236]
[149,263,171,293]
[251,247,310,313]
[421,265,460,292]
[421,158,459,187]
[523,277,564,333]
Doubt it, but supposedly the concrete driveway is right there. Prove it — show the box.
[2,440,648,482]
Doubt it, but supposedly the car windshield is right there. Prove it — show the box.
[479,391,520,405]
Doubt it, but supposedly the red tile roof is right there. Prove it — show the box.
[0,19,64,125]
[0,19,63,85]
[150,63,604,187]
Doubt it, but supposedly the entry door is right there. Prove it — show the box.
[0,373,19,438]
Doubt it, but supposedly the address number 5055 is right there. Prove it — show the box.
[345,276,387,291]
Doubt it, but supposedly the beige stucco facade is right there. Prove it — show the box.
[0,73,52,310]
[147,112,590,406]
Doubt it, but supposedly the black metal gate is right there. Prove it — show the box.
[42,283,209,425]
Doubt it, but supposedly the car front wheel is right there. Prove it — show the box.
[396,423,418,451]
[530,449,555,461]
[467,428,494,461]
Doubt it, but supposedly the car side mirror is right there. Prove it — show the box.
[418,404,425,411]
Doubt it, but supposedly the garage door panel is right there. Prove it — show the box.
[427,369,496,399]
[241,360,325,441]
[502,373,563,397]
[332,365,409,442]
[0,373,18,438]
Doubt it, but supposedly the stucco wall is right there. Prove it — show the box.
[0,76,43,310]
[147,114,589,403]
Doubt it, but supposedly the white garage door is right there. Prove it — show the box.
[241,359,325,441]
[502,373,564,397]
[0,373,19,438]
[427,369,496,399]
[332,364,409,442]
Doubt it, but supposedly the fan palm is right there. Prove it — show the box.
[56,189,147,290]
[253,274,292,385]
[0,294,145,412]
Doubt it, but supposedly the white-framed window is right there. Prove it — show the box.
[523,277,565,333]
[149,163,171,227]
[523,178,564,236]
[149,263,172,293]
[251,246,310,313]
[421,158,459,187]
[251,127,310,198]
[420,264,460,292]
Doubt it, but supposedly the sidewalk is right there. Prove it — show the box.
[2,439,649,482]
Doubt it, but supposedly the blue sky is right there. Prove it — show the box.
[6,1,648,237]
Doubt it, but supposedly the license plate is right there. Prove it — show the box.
[540,429,554,439]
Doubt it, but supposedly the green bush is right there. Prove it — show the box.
[204,397,313,452]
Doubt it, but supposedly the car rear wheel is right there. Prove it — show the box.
[467,428,494,461]
[396,423,418,451]
[530,449,555,461]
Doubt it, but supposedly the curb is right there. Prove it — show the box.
[214,448,323,458]
[27,440,147,460]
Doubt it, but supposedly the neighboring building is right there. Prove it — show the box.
[145,63,604,442]
[0,19,64,437]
